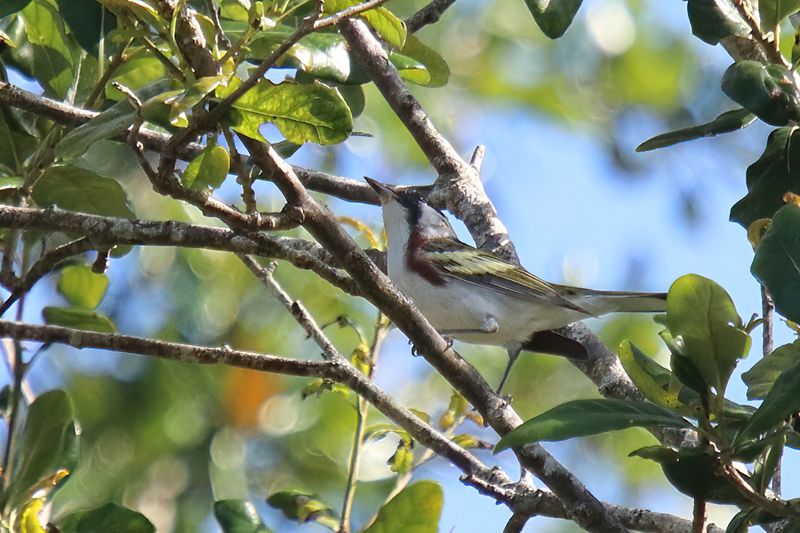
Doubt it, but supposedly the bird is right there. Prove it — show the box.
[365,177,668,393]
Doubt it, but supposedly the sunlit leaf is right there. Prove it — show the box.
[19,498,46,533]
[166,75,226,127]
[43,306,116,332]
[730,127,800,228]
[182,144,230,191]
[636,108,755,152]
[523,0,583,39]
[752,204,800,323]
[666,274,751,395]
[214,500,273,533]
[57,265,109,309]
[687,0,751,45]
[721,61,800,126]
[324,0,405,48]
[57,503,155,533]
[618,341,699,416]
[364,481,443,533]
[229,80,352,145]
[743,340,800,400]
[32,165,135,219]
[494,399,692,452]
[266,490,338,530]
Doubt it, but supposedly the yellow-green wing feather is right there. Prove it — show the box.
[420,239,590,314]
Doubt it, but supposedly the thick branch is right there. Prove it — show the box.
[0,206,360,296]
[0,319,716,532]
[339,18,517,259]
[241,136,626,532]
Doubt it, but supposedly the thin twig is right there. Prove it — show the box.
[339,313,388,533]
[237,255,339,360]
[731,0,789,67]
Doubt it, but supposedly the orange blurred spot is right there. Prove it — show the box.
[222,368,282,430]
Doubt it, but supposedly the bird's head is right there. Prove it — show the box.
[365,177,457,246]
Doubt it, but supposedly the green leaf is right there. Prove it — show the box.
[6,390,78,508]
[43,306,116,332]
[618,341,699,416]
[726,509,756,533]
[743,340,800,399]
[752,204,800,322]
[214,500,273,533]
[666,274,751,395]
[523,0,583,39]
[182,144,230,190]
[18,0,76,98]
[57,503,155,533]
[0,110,37,176]
[56,80,171,160]
[54,0,116,54]
[266,490,338,530]
[630,446,747,504]
[730,127,800,228]
[388,51,429,85]
[735,356,800,445]
[636,109,756,152]
[722,61,800,126]
[324,0,406,48]
[57,264,109,309]
[759,0,800,32]
[32,165,135,219]
[0,0,32,18]
[687,0,751,45]
[364,481,443,533]
[166,75,226,127]
[229,80,352,145]
[752,433,784,494]
[105,47,169,100]
[397,34,449,88]
[494,399,692,452]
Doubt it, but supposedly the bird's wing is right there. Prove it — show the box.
[418,238,591,315]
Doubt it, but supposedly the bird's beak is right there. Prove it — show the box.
[364,177,397,205]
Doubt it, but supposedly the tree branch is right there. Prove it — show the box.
[339,18,518,260]
[238,255,339,360]
[0,206,361,296]
[240,135,627,532]
[0,82,374,205]
[0,319,719,532]
[405,0,458,33]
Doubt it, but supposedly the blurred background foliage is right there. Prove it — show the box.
[0,0,774,531]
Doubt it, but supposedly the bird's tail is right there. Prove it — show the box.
[558,287,668,315]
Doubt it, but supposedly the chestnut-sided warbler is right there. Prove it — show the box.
[366,177,667,392]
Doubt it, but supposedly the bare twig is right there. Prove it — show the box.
[340,313,387,533]
[238,255,339,360]
[730,0,789,66]
[405,0,458,33]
